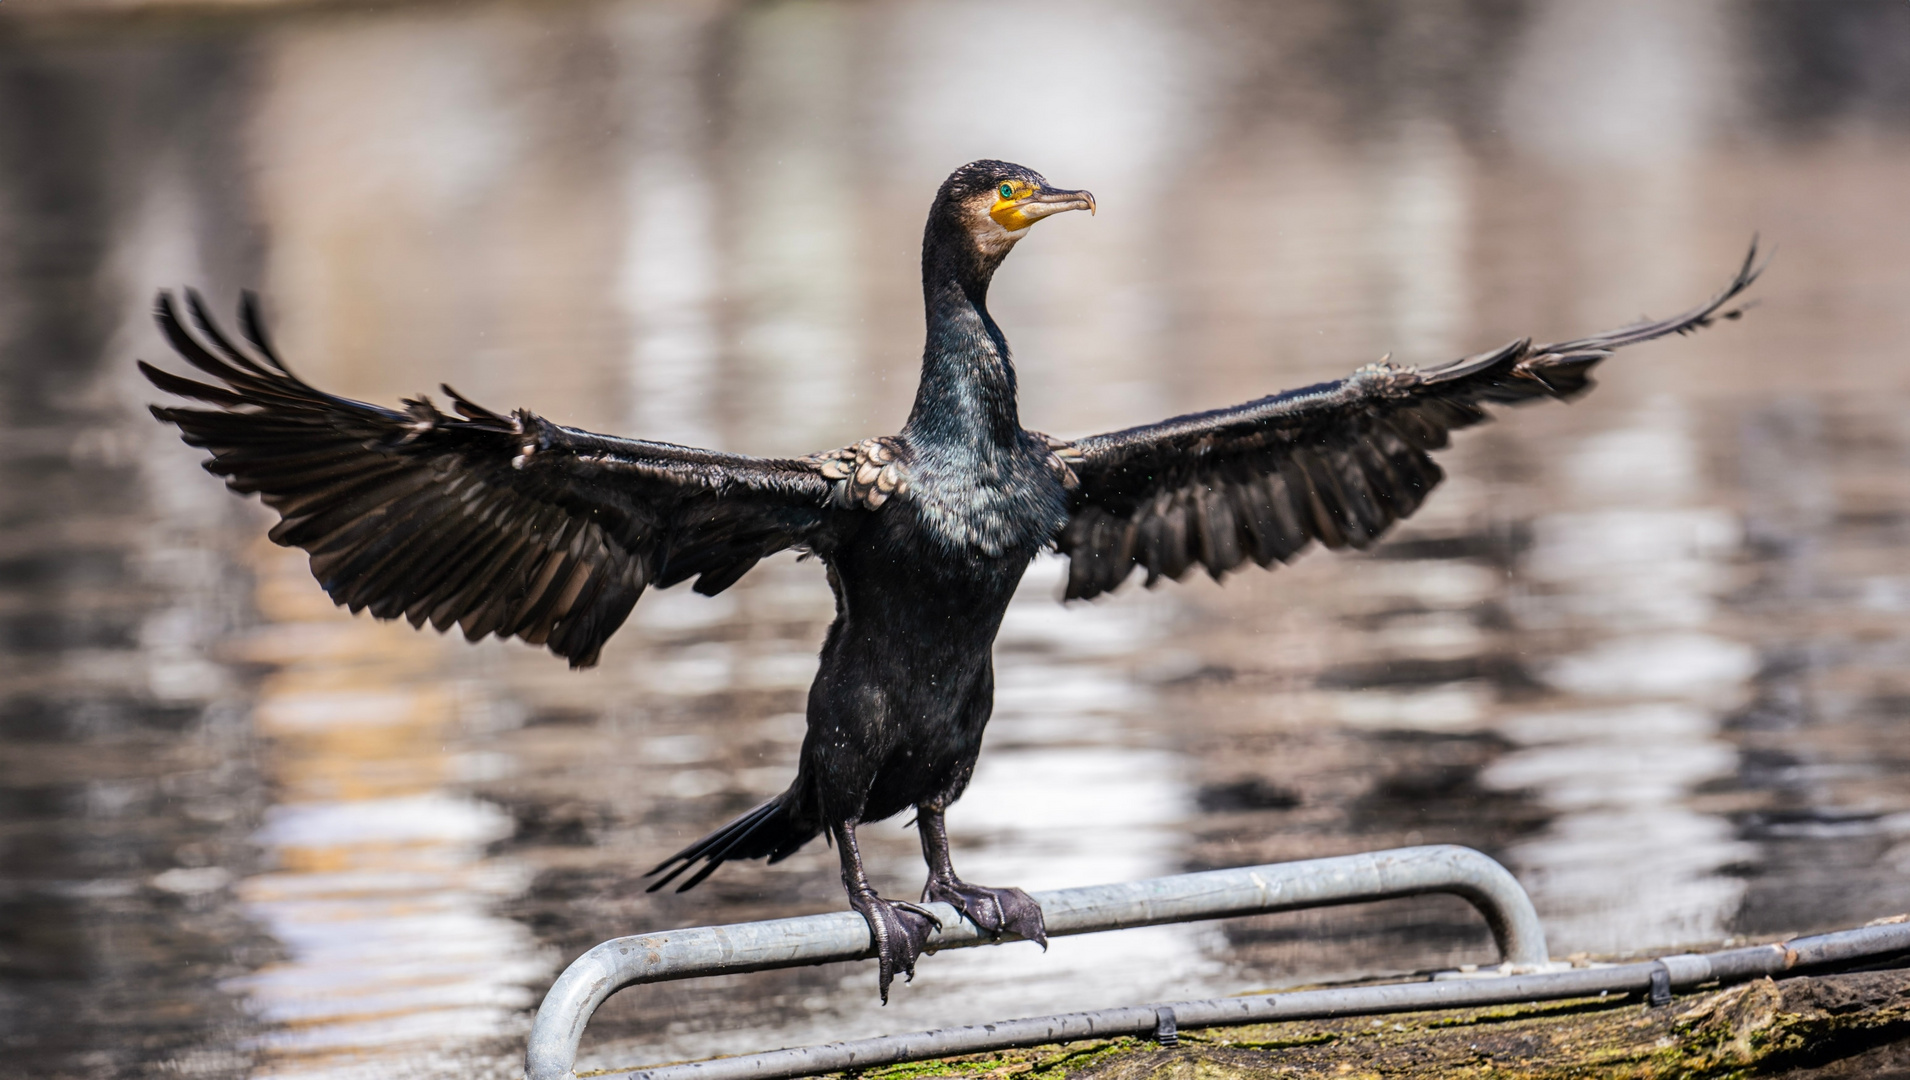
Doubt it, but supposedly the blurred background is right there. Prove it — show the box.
[3,0,1910,1077]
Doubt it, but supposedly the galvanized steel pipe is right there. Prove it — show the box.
[525,845,1546,1080]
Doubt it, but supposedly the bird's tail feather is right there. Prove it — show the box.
[645,793,820,893]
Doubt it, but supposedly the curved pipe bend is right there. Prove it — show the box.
[526,845,1547,1080]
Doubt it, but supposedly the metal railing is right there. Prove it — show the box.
[526,845,1548,1080]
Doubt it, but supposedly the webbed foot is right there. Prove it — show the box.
[924,877,1048,949]
[849,890,942,1003]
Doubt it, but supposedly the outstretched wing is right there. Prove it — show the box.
[143,291,841,667]
[1054,244,1764,600]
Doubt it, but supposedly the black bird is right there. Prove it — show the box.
[142,159,1760,1001]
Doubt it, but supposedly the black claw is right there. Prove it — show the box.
[850,891,940,1003]
[925,878,1048,950]
[893,900,944,931]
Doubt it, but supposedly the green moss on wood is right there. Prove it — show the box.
[843,1037,1145,1080]
[829,969,1910,1080]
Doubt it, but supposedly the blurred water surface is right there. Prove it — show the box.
[5,2,1910,1077]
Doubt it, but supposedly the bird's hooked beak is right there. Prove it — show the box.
[989,185,1096,233]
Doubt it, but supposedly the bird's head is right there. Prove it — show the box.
[928,160,1095,272]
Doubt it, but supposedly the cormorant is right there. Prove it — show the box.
[142,159,1760,1001]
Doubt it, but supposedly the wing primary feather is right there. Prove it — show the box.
[1282,453,1346,549]
[238,291,293,374]
[1234,473,1289,566]
[1262,471,1312,562]
[544,559,612,648]
[206,444,384,486]
[277,470,438,551]
[222,452,403,496]
[1347,436,1413,521]
[420,505,535,630]
[508,545,581,640]
[1156,497,1195,582]
[1418,338,1529,383]
[458,510,550,636]
[1537,239,1765,354]
[391,498,513,612]
[320,487,475,612]
[1193,485,1243,580]
[1323,445,1388,542]
[523,557,600,647]
[1383,406,1452,451]
[184,289,277,378]
[263,460,416,523]
[1521,350,1611,398]
[155,297,325,407]
[158,414,344,444]
[140,365,250,408]
[457,523,554,642]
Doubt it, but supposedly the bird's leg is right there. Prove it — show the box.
[916,803,1047,948]
[834,819,941,1003]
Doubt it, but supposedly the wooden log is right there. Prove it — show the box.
[822,969,1910,1080]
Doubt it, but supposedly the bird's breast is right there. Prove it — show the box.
[897,441,1069,559]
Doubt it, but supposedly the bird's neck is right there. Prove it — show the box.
[904,233,1023,455]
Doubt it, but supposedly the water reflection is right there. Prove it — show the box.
[222,547,548,1076]
[731,2,864,454]
[614,4,723,450]
[1373,118,1471,361]
[6,2,1910,1078]
[1486,704,1750,955]
[1488,400,1756,954]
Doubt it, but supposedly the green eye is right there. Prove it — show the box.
[999,183,1015,199]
